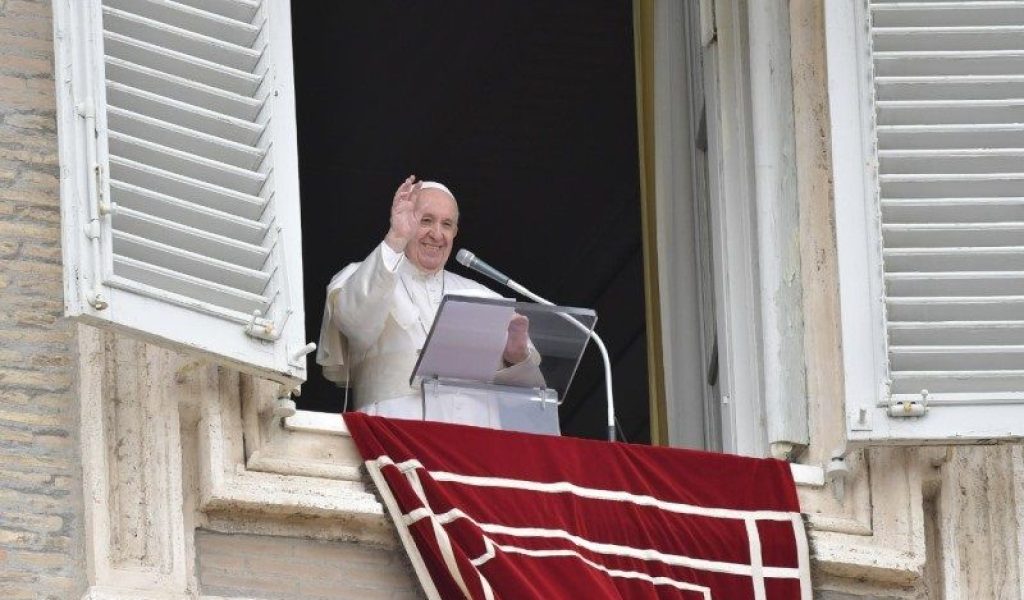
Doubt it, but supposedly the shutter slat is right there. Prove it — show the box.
[880,174,1024,198]
[883,197,1024,223]
[875,51,1024,76]
[112,230,269,294]
[883,223,1024,247]
[103,31,262,96]
[877,75,1024,102]
[109,180,267,244]
[170,0,260,23]
[876,100,1024,125]
[889,321,1024,345]
[885,247,1024,271]
[110,157,266,221]
[106,57,263,122]
[887,295,1024,320]
[112,206,269,270]
[113,255,268,314]
[890,345,1024,371]
[878,124,1024,149]
[891,370,1024,394]
[108,132,266,195]
[871,3,1024,28]
[887,271,1024,297]
[879,149,1024,175]
[108,106,265,170]
[105,0,261,47]
[103,6,262,72]
[874,26,1024,52]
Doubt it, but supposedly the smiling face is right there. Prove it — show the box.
[405,187,459,273]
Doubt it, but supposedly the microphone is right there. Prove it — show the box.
[456,249,512,286]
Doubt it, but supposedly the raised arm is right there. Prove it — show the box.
[384,175,421,254]
[329,176,422,348]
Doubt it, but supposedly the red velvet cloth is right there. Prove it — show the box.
[345,413,810,600]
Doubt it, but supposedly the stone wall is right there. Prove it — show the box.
[196,531,422,599]
[1,1,1022,600]
[0,0,88,598]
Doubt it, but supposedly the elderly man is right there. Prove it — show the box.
[317,176,539,426]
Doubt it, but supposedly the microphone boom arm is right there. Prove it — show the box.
[506,279,617,443]
[457,248,616,442]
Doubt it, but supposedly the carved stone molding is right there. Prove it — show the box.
[936,445,1024,599]
[809,447,929,586]
[78,324,400,600]
[196,372,394,547]
[81,586,256,600]
[80,586,192,600]
[240,376,365,482]
[78,326,189,594]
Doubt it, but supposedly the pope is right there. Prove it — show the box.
[317,176,539,425]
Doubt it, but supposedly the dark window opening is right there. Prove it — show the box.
[292,1,649,442]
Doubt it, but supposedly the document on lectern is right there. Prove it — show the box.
[413,297,515,384]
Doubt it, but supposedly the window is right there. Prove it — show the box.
[53,0,309,386]
[55,0,650,439]
[54,0,821,456]
[826,0,1024,443]
[289,3,650,439]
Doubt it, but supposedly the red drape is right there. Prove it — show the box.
[345,413,811,600]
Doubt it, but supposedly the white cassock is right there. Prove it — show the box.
[317,242,543,427]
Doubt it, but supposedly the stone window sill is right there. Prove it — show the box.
[282,410,826,488]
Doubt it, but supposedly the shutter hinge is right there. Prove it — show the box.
[76,100,94,120]
[244,307,293,342]
[83,219,100,240]
[245,309,281,341]
[76,99,109,311]
[887,390,929,418]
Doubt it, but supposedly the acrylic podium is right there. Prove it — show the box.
[410,295,597,435]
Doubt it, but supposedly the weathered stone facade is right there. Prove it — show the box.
[0,1,88,598]
[195,531,420,599]
[0,1,1022,599]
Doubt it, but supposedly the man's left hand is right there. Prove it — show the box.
[503,313,530,366]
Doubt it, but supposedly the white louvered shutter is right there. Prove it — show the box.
[830,0,1024,444]
[53,0,309,386]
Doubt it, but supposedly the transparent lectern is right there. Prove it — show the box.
[410,295,597,435]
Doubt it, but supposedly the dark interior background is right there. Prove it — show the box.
[291,1,650,442]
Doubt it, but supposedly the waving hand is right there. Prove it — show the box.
[384,175,422,252]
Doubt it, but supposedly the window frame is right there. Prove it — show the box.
[652,0,814,458]
[824,0,892,444]
[701,0,769,457]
